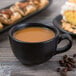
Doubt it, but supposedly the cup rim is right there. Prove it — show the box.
[9,23,60,44]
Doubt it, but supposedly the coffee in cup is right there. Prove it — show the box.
[13,27,55,43]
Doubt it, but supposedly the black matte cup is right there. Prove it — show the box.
[9,23,72,65]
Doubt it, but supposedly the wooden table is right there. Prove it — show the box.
[0,0,76,76]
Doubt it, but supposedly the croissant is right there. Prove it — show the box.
[10,2,37,16]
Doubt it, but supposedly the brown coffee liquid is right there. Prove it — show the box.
[13,27,55,42]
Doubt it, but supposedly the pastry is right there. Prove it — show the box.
[10,2,37,16]
[28,0,40,8]
[9,12,22,24]
[61,0,76,34]
[28,0,49,9]
[61,0,76,25]
[0,9,22,25]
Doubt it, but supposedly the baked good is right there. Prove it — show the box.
[10,2,37,16]
[61,0,76,34]
[28,0,49,9]
[61,0,76,25]
[0,9,22,25]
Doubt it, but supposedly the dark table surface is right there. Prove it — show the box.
[0,0,76,76]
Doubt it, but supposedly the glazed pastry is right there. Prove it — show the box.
[61,0,76,25]
[0,9,22,25]
[10,2,37,16]
[28,0,49,9]
[0,22,3,30]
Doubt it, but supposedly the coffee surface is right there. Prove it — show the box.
[13,27,55,42]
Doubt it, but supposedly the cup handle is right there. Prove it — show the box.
[55,34,72,54]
